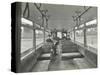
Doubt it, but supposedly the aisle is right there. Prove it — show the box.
[48,40,78,71]
[48,56,78,71]
[32,60,50,72]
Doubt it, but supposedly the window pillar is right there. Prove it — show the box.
[84,23,87,47]
[74,27,76,42]
[43,17,46,43]
[33,22,36,50]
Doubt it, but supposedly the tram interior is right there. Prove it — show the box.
[15,2,97,72]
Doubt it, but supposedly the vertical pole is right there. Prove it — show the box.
[43,16,46,43]
[66,32,67,38]
[55,31,57,38]
[53,31,55,38]
[33,22,36,50]
[84,23,87,47]
[74,27,76,42]
[74,18,78,42]
[56,32,58,37]
[62,32,64,38]
[61,32,63,38]
[43,28,45,43]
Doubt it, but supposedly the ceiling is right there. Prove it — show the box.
[21,2,97,31]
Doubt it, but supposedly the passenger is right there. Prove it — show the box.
[66,35,71,40]
[46,38,54,49]
[47,34,50,40]
[53,41,59,56]
[46,38,60,59]
[52,37,60,55]
[42,38,53,53]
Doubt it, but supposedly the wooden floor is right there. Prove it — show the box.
[31,40,95,72]
[32,57,93,72]
[32,60,50,72]
[48,58,78,71]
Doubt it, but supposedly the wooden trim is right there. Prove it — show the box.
[11,2,22,73]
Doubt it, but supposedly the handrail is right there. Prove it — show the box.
[34,3,49,29]
[75,7,92,21]
[23,3,30,18]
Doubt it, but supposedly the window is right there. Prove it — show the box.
[75,27,78,29]
[21,27,33,54]
[72,19,97,49]
[57,32,62,38]
[79,24,84,28]
[86,19,97,49]
[63,33,67,37]
[70,31,74,40]
[45,31,49,39]
[86,27,97,49]
[36,30,44,46]
[75,30,84,44]
[86,19,97,26]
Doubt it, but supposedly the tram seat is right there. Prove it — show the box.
[20,46,43,72]
[42,43,52,53]
[62,52,83,60]
[41,39,79,53]
[38,53,51,60]
[39,40,81,60]
[62,40,79,53]
[84,49,97,68]
[73,58,94,69]
[32,60,50,72]
[75,43,97,68]
[38,52,83,60]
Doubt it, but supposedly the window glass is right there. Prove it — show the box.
[86,19,97,26]
[75,27,78,29]
[79,24,84,28]
[45,31,49,39]
[21,27,33,54]
[57,32,62,38]
[86,27,97,49]
[75,30,84,44]
[36,30,44,46]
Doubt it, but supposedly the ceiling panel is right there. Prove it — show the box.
[21,2,97,31]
